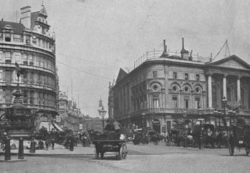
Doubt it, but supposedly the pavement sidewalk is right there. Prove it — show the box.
[0,145,95,156]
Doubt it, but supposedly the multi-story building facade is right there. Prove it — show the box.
[0,5,58,129]
[110,38,250,133]
[57,91,103,132]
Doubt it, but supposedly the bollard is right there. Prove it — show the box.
[4,138,11,161]
[199,133,204,149]
[30,139,36,153]
[183,135,187,148]
[18,138,24,159]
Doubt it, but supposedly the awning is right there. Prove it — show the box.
[39,121,51,131]
[52,122,64,132]
[39,121,64,132]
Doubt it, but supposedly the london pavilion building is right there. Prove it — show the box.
[0,5,58,130]
[110,38,250,134]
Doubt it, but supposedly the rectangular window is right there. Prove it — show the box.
[153,71,157,78]
[5,90,11,103]
[22,54,28,64]
[185,99,189,109]
[172,97,178,108]
[0,51,3,62]
[167,121,172,133]
[195,98,201,109]
[0,70,3,81]
[173,72,177,79]
[185,73,189,80]
[13,34,22,42]
[5,33,11,42]
[5,70,11,83]
[0,89,3,101]
[196,74,200,81]
[153,98,159,108]
[15,53,21,63]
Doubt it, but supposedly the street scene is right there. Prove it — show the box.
[1,0,250,173]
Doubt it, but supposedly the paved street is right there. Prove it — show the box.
[1,142,250,173]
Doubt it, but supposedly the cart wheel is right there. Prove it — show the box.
[228,141,234,156]
[101,152,104,159]
[117,144,126,160]
[94,148,99,159]
[122,144,128,159]
[245,148,249,156]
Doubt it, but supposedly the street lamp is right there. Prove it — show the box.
[222,97,229,135]
[141,112,146,144]
[98,108,107,131]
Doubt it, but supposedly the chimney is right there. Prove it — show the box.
[163,40,166,53]
[180,37,189,59]
[20,6,31,29]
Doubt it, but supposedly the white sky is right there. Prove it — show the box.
[1,0,250,117]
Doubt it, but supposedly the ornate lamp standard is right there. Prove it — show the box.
[98,108,107,131]
[222,97,228,135]
[141,112,146,144]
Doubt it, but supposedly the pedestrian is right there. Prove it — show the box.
[69,135,75,151]
[113,119,121,133]
[45,132,51,150]
[50,129,56,150]
[1,132,8,151]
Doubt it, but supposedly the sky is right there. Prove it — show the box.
[1,0,250,118]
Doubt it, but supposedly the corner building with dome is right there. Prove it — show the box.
[110,38,250,134]
[0,5,58,129]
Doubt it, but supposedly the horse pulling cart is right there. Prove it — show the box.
[92,139,128,160]
[228,123,250,156]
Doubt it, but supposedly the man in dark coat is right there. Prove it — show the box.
[50,129,56,150]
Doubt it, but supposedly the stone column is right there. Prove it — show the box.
[223,75,227,98]
[237,76,241,102]
[208,74,212,108]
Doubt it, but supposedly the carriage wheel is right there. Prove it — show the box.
[228,141,234,156]
[245,147,249,156]
[117,144,126,160]
[122,144,128,159]
[94,147,99,159]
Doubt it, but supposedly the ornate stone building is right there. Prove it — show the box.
[110,38,250,133]
[0,5,58,129]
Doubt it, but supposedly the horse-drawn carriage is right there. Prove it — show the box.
[166,125,191,147]
[132,128,150,145]
[228,119,250,156]
[92,131,128,160]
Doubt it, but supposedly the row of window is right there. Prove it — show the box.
[172,72,200,81]
[0,32,55,52]
[0,51,55,72]
[172,96,201,109]
[0,89,56,107]
[131,96,202,111]
[0,70,56,89]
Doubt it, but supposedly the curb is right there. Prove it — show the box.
[0,152,95,157]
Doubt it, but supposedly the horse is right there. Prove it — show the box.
[215,131,228,148]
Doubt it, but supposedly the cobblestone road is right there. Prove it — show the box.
[1,142,250,173]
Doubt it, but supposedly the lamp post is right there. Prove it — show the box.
[98,108,107,131]
[222,97,228,135]
[142,112,145,144]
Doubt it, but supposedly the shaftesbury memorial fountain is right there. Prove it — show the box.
[3,63,35,138]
